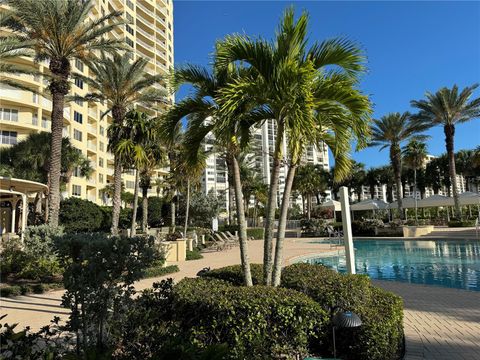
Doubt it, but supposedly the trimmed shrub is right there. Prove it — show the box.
[0,285,22,297]
[23,224,64,258]
[281,263,403,360]
[186,248,203,260]
[100,206,133,231]
[170,277,328,359]
[219,225,265,240]
[200,263,264,285]
[448,220,476,227]
[59,198,104,233]
[143,264,179,279]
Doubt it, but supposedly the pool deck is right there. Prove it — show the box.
[1,233,480,359]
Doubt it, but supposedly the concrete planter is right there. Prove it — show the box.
[161,238,187,262]
[402,225,435,238]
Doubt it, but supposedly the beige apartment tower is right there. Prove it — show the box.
[0,0,174,205]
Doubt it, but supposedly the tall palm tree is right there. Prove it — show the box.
[160,63,264,286]
[403,139,428,224]
[3,0,124,227]
[369,113,428,219]
[74,52,166,235]
[378,165,395,202]
[365,167,381,199]
[411,84,480,218]
[216,8,369,285]
[293,164,329,218]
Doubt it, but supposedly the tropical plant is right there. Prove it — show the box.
[161,63,263,286]
[74,52,166,235]
[365,167,381,199]
[369,112,428,219]
[3,0,125,227]
[411,84,480,219]
[293,164,330,218]
[0,132,93,186]
[216,8,371,285]
[403,139,428,224]
[377,165,395,202]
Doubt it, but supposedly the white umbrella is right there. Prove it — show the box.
[389,198,417,209]
[417,194,454,208]
[319,199,342,211]
[350,199,389,211]
[458,191,480,206]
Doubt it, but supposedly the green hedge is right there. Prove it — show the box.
[59,197,104,233]
[200,263,404,360]
[186,248,203,260]
[219,225,265,240]
[171,277,328,359]
[142,264,179,279]
[448,220,476,227]
[201,263,264,285]
[281,264,403,360]
[0,282,63,298]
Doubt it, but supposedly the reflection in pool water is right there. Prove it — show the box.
[303,240,480,291]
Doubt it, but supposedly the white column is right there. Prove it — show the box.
[10,198,18,234]
[340,186,356,274]
[21,194,27,242]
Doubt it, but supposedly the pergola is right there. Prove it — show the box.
[0,177,48,241]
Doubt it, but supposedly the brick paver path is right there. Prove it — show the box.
[2,237,480,359]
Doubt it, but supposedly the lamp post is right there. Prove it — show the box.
[332,309,362,359]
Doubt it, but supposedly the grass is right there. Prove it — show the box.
[186,248,204,261]
[143,264,180,278]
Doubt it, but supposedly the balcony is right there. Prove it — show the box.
[156,49,167,61]
[87,141,97,151]
[137,38,154,54]
[136,25,154,40]
[87,178,96,185]
[88,107,97,118]
[87,124,97,134]
[106,167,114,176]
[87,195,96,202]
[136,1,154,20]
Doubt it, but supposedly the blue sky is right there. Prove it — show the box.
[173,1,480,168]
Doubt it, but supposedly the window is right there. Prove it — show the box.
[126,24,134,35]
[99,158,104,167]
[126,13,134,22]
[126,0,133,10]
[99,141,104,152]
[42,117,49,129]
[126,180,135,189]
[1,108,19,122]
[73,129,82,141]
[32,114,38,126]
[73,167,81,177]
[72,185,81,197]
[99,174,104,184]
[74,94,83,106]
[74,78,83,89]
[99,126,105,136]
[168,22,171,30]
[0,131,17,145]
[126,38,134,48]
[74,111,83,124]
[75,59,83,71]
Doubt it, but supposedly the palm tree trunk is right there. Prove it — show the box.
[444,125,462,219]
[111,155,122,235]
[307,196,312,219]
[414,168,418,225]
[226,157,235,225]
[263,123,284,286]
[130,169,139,237]
[142,185,148,233]
[232,155,253,286]
[183,179,190,238]
[272,163,297,287]
[171,200,176,231]
[302,196,306,217]
[390,145,404,220]
[47,90,66,227]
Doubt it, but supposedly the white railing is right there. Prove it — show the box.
[136,1,154,17]
[88,108,97,118]
[87,141,96,151]
[87,124,97,134]
[136,25,154,40]
[87,195,96,202]
[156,49,167,60]
[88,178,96,185]
[41,96,52,109]
[156,6,167,18]
[62,128,69,137]
[64,108,71,120]
[0,86,23,100]
[137,38,154,52]
[106,167,114,176]
[156,15,166,26]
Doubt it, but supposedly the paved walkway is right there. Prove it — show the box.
[1,236,480,359]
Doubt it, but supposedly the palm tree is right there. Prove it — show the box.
[403,139,428,224]
[411,84,480,218]
[369,113,428,219]
[365,168,381,199]
[293,164,329,218]
[3,0,124,227]
[378,165,395,202]
[216,8,369,285]
[160,63,264,286]
[75,52,166,235]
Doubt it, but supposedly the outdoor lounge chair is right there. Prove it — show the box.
[205,233,227,251]
[218,232,238,247]
[326,225,343,247]
[213,233,234,250]
[221,231,239,244]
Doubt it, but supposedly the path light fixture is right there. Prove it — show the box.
[332,307,362,359]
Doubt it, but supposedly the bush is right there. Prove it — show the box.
[351,219,384,236]
[281,264,403,360]
[301,218,327,237]
[0,285,22,298]
[0,237,28,277]
[59,197,104,233]
[18,257,62,281]
[219,226,265,240]
[448,220,476,227]
[143,264,179,279]
[186,248,203,260]
[170,277,328,359]
[100,206,133,231]
[200,264,264,285]
[23,224,64,258]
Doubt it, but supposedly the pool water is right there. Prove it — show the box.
[303,240,480,291]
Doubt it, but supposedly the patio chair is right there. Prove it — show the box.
[213,233,234,250]
[221,231,239,245]
[205,233,227,251]
[218,232,238,247]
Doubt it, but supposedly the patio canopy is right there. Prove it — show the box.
[350,199,389,211]
[458,191,480,206]
[417,194,454,208]
[389,197,417,209]
[318,199,342,211]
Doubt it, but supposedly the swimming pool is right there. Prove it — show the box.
[302,239,480,291]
